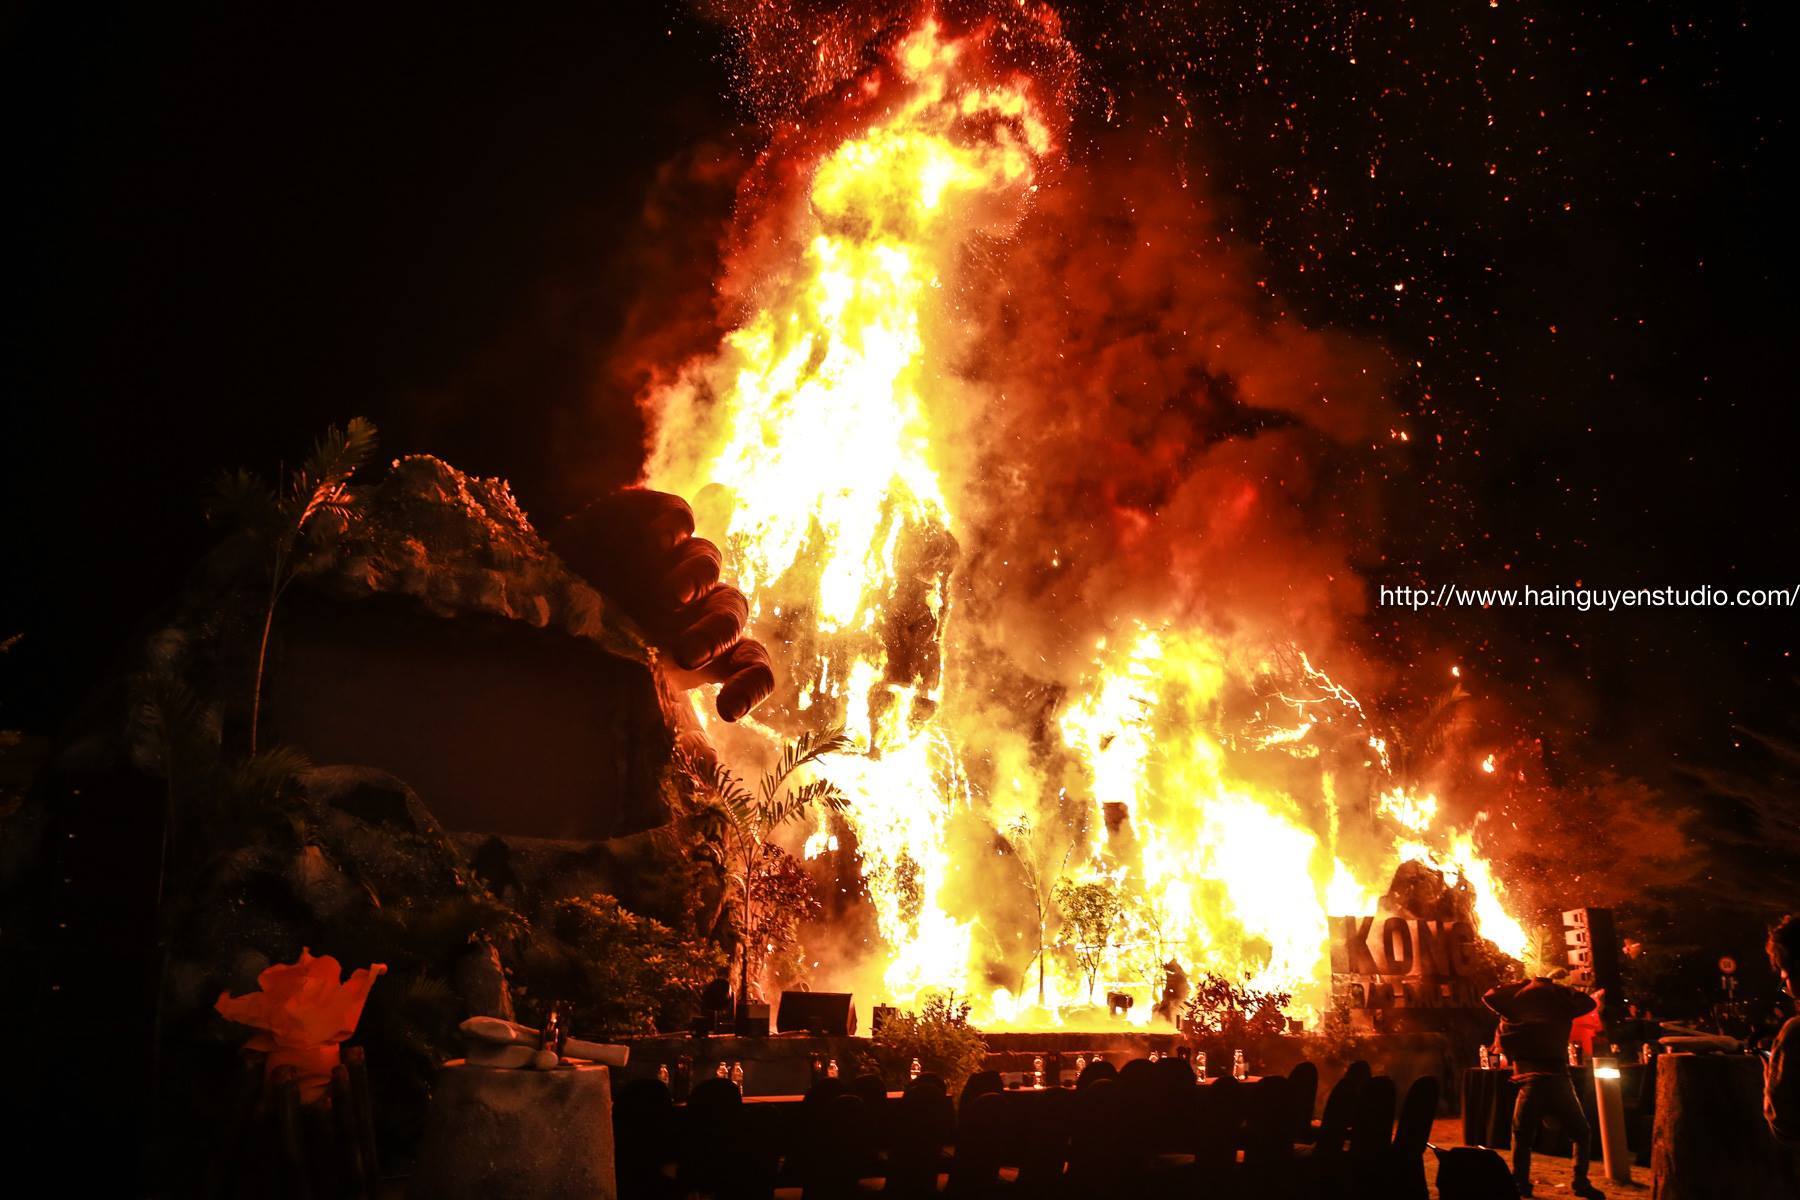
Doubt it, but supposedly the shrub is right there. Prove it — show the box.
[1180,971,1294,1040]
[542,893,723,1036]
[872,992,988,1094]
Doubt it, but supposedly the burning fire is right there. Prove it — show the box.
[643,7,1524,1027]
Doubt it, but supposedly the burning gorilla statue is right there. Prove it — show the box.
[552,487,775,723]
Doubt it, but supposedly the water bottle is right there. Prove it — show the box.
[1194,1051,1207,1081]
[1232,1049,1247,1080]
[731,1061,745,1086]
[827,1057,840,1079]
[1075,1054,1088,1074]
[910,1057,921,1081]
[1032,1056,1045,1088]
[1478,1045,1491,1070]
[1567,1041,1581,1068]
[716,1060,729,1078]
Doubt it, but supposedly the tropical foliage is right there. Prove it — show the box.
[871,991,988,1094]
[674,728,850,1003]
[208,417,378,752]
[1053,876,1123,1001]
[1180,971,1294,1039]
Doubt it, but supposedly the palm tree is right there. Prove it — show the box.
[676,728,851,1007]
[209,418,378,753]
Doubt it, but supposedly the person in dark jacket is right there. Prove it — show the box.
[1483,977,1604,1198]
[1766,914,1800,1186]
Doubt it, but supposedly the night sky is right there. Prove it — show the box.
[6,3,1795,894]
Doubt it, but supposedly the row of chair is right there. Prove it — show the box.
[613,1058,1440,1200]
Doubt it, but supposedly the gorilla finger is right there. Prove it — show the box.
[658,537,723,608]
[714,642,776,722]
[671,586,751,670]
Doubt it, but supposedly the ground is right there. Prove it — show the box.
[1428,1118,1648,1196]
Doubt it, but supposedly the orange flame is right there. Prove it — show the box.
[645,11,1523,1027]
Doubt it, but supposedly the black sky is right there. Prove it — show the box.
[5,0,1796,811]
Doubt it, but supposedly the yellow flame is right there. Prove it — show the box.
[644,16,1526,1026]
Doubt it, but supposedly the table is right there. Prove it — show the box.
[411,1062,615,1200]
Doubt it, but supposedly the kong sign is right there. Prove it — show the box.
[1329,915,1484,1013]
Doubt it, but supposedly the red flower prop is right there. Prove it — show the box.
[216,948,386,1103]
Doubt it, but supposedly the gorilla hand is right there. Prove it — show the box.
[551,488,775,722]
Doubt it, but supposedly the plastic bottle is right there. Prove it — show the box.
[1232,1049,1248,1080]
[1032,1056,1045,1088]
[910,1057,921,1081]
[1194,1051,1207,1081]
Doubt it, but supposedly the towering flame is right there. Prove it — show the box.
[643,7,1524,1027]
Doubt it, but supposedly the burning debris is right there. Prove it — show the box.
[633,4,1528,1027]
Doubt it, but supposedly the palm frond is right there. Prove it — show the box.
[763,778,848,832]
[297,417,378,529]
[303,417,379,491]
[758,726,850,806]
[130,669,212,782]
[228,744,312,808]
[205,468,279,532]
[673,748,755,831]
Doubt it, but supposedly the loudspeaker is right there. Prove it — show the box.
[735,1003,770,1037]
[777,991,857,1036]
[1561,908,1620,995]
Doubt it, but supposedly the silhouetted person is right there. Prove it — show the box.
[1155,958,1189,1024]
[1765,914,1800,1188]
[1483,976,1603,1198]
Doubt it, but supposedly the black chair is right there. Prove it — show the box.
[960,1070,1003,1108]
[1285,1061,1320,1143]
[1065,1078,1131,1198]
[1242,1075,1301,1198]
[613,1077,679,1200]
[1148,1057,1197,1154]
[1346,1075,1398,1200]
[946,1090,1008,1198]
[887,1083,955,1200]
[1386,1075,1440,1200]
[911,1071,948,1099]
[806,1076,849,1106]
[1312,1071,1362,1154]
[1074,1058,1117,1089]
[1011,1085,1072,1198]
[681,1078,772,1200]
[1295,1069,1362,1200]
[1117,1057,1158,1093]
[1189,1077,1241,1174]
[849,1072,889,1154]
[796,1093,871,1200]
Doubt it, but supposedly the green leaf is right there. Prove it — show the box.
[758,726,849,806]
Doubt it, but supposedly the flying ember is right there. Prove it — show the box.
[644,8,1524,1028]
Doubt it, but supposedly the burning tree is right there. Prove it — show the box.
[996,814,1074,1007]
[1180,972,1294,1041]
[1054,876,1123,1003]
[676,728,850,1006]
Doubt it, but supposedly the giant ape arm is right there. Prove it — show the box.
[551,488,775,722]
